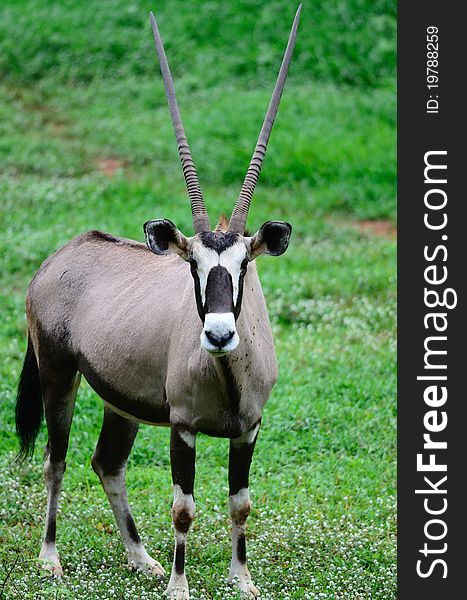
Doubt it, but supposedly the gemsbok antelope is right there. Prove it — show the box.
[15,6,301,598]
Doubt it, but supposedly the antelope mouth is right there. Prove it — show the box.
[206,349,229,357]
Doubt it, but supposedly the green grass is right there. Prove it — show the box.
[0,0,396,598]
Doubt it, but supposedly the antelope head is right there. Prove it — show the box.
[145,7,301,356]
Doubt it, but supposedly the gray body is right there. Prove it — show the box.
[27,230,276,437]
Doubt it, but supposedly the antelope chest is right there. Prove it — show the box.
[166,352,274,438]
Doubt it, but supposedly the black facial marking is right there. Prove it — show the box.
[190,259,205,322]
[175,542,186,574]
[204,266,234,314]
[188,234,249,322]
[199,231,239,253]
[234,259,249,320]
[237,533,247,564]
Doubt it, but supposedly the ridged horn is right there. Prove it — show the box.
[228,4,302,233]
[150,11,211,233]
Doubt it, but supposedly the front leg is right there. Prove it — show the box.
[228,423,260,598]
[166,426,196,600]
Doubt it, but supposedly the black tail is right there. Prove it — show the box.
[15,336,43,461]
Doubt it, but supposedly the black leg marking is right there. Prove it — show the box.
[237,533,247,564]
[170,426,196,495]
[228,426,258,496]
[173,506,193,535]
[175,543,186,575]
[45,521,56,545]
[125,514,141,545]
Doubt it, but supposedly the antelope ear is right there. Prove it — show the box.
[144,219,190,260]
[248,221,292,260]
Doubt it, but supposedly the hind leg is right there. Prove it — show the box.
[39,368,81,576]
[91,407,165,576]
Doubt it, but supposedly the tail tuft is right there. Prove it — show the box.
[15,337,43,462]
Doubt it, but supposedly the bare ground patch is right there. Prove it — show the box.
[96,157,127,176]
[330,218,396,239]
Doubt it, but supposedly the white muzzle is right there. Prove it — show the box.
[201,312,239,355]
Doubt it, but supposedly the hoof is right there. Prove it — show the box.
[243,582,260,598]
[149,561,166,578]
[165,585,190,599]
[128,557,166,578]
[41,559,63,578]
[39,546,63,578]
[229,575,259,598]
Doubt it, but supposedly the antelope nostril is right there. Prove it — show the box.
[205,330,234,349]
[205,331,220,346]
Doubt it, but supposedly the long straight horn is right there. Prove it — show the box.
[150,12,211,233]
[228,4,302,233]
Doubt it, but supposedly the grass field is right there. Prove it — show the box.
[0,1,396,598]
